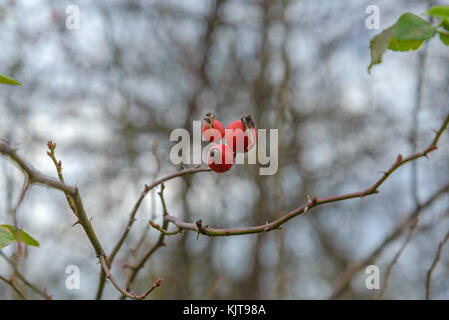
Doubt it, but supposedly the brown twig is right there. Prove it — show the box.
[0,275,27,300]
[108,167,210,265]
[149,220,182,236]
[329,181,449,299]
[123,224,150,278]
[374,216,419,299]
[10,177,29,258]
[122,184,171,299]
[47,141,77,216]
[99,255,161,300]
[95,165,210,299]
[0,252,51,299]
[425,226,449,299]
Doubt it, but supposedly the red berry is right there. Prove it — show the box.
[207,144,234,173]
[203,112,225,142]
[225,115,257,153]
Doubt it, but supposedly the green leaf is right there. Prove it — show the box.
[0,226,16,249]
[368,26,394,73]
[0,225,40,247]
[388,36,423,51]
[442,18,449,32]
[439,32,449,46]
[423,6,449,20]
[393,12,437,40]
[368,12,440,73]
[0,74,21,86]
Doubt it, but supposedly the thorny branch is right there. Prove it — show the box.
[10,177,29,258]
[121,183,171,299]
[374,216,419,299]
[425,224,449,300]
[0,111,447,299]
[0,275,27,300]
[0,251,51,299]
[150,113,449,238]
[0,139,162,300]
[95,165,210,299]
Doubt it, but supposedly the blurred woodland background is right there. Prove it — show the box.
[1,0,449,299]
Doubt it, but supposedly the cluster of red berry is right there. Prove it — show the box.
[203,112,257,173]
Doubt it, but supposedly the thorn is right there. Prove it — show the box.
[303,194,314,215]
[72,220,81,227]
[263,221,271,232]
[396,154,403,163]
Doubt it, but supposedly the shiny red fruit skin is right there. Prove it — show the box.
[225,120,257,153]
[203,119,225,142]
[207,144,234,173]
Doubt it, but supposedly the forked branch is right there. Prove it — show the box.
[0,139,161,300]
[150,113,449,237]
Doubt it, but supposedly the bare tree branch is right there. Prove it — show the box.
[95,165,210,299]
[0,275,27,300]
[122,183,170,299]
[374,216,419,299]
[99,255,161,300]
[0,139,161,300]
[150,113,449,238]
[0,111,447,299]
[329,180,449,299]
[10,177,30,258]
[425,225,449,300]
[0,251,51,299]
